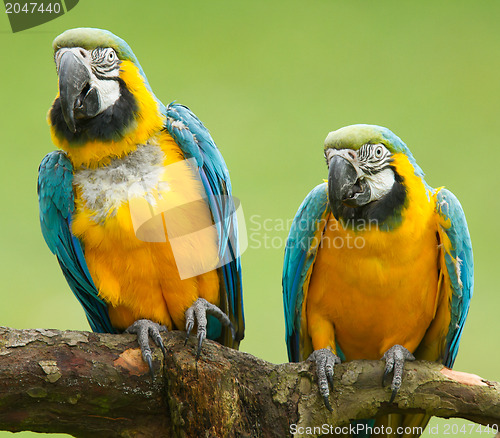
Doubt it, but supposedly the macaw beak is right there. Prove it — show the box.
[58,51,100,133]
[328,155,371,217]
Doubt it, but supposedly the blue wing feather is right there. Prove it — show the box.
[38,151,116,334]
[282,183,330,362]
[164,103,244,345]
[435,188,473,367]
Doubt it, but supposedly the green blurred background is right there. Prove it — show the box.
[1,1,498,436]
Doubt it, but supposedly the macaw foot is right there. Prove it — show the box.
[125,319,168,379]
[185,298,235,359]
[307,348,341,412]
[381,344,415,403]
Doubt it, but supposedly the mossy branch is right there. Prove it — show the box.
[0,327,498,437]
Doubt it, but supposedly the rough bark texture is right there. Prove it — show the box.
[0,327,498,437]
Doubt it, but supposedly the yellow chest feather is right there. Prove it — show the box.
[70,132,219,330]
[307,162,440,360]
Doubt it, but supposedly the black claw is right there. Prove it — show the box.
[382,368,391,387]
[389,388,398,404]
[158,340,167,357]
[186,321,193,337]
[185,321,193,346]
[150,329,167,358]
[145,354,154,379]
[323,395,333,412]
[327,372,334,387]
[196,332,206,360]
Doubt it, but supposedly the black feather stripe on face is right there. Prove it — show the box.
[92,66,120,80]
[359,160,393,176]
[49,78,138,144]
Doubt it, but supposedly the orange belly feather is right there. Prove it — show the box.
[70,131,220,331]
[307,157,440,360]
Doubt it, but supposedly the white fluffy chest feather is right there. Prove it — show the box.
[73,143,165,222]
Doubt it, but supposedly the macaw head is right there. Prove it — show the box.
[324,124,425,229]
[48,28,164,166]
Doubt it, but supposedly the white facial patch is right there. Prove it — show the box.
[90,76,120,113]
[365,167,395,202]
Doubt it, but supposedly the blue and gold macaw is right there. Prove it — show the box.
[283,125,472,437]
[38,28,244,370]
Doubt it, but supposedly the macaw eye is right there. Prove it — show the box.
[374,146,384,158]
[107,50,116,62]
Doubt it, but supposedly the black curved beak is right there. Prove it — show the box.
[58,51,99,132]
[328,155,371,217]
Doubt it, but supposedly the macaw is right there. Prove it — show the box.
[38,28,244,371]
[282,125,472,437]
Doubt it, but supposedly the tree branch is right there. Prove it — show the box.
[0,327,498,437]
